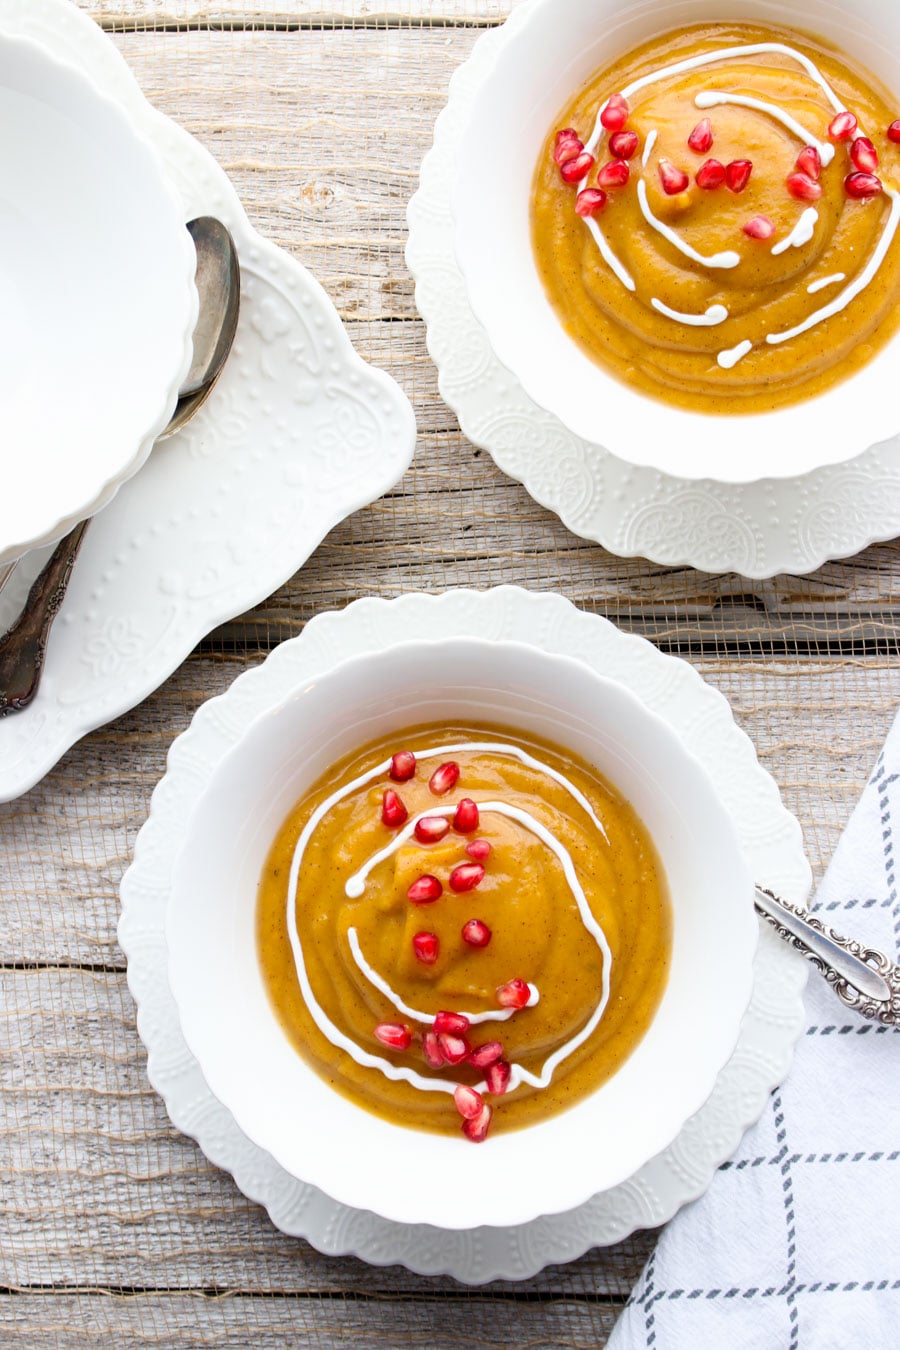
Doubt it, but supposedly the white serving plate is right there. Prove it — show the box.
[407,0,900,573]
[119,587,810,1283]
[0,28,197,564]
[453,0,900,483]
[0,0,415,803]
[166,637,757,1231]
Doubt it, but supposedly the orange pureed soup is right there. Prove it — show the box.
[532,22,900,413]
[256,724,671,1142]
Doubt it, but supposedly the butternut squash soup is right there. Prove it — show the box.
[532,23,900,413]
[256,724,671,1143]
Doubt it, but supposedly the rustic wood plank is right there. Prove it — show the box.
[80,0,514,30]
[0,1290,623,1348]
[0,965,650,1296]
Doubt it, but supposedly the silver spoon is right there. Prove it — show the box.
[754,885,900,1024]
[0,217,240,716]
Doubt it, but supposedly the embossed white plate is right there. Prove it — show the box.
[119,587,810,1283]
[406,0,900,576]
[0,0,415,803]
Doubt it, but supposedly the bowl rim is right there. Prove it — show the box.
[0,27,198,565]
[451,0,900,484]
[165,633,759,1230]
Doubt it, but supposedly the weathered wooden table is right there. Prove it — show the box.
[2,2,899,1344]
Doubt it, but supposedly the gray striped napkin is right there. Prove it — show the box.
[610,714,900,1350]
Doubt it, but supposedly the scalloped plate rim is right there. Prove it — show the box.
[405,0,900,579]
[120,586,810,1284]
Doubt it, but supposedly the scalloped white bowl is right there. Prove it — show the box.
[166,637,757,1231]
[0,30,197,565]
[452,0,900,484]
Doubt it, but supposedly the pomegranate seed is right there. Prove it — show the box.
[486,1059,511,1096]
[389,750,416,782]
[575,187,607,218]
[888,120,900,143]
[381,788,408,828]
[465,838,492,861]
[560,151,595,184]
[609,128,639,159]
[743,215,776,240]
[695,158,725,189]
[462,1102,493,1142]
[469,1040,503,1069]
[688,117,714,154]
[453,1084,484,1120]
[452,798,480,833]
[845,171,883,199]
[553,128,583,166]
[786,171,822,202]
[596,159,630,189]
[449,862,485,892]
[407,874,443,904]
[438,1032,470,1065]
[433,1010,470,1035]
[412,931,439,965]
[851,136,879,173]
[423,1031,444,1068]
[725,159,752,192]
[497,978,530,1010]
[600,92,629,133]
[415,815,450,844]
[659,159,689,195]
[828,110,858,141]
[796,146,822,180]
[462,918,492,948]
[374,1022,411,1051]
[429,761,460,796]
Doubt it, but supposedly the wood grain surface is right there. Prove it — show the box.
[1,1,899,1345]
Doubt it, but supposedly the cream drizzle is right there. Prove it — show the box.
[284,743,613,1100]
[767,189,900,344]
[347,926,539,1026]
[613,42,846,120]
[346,797,612,1096]
[575,40,900,361]
[718,339,753,369]
[636,179,741,269]
[771,207,819,256]
[651,298,728,326]
[584,215,636,292]
[807,272,846,294]
[694,91,835,166]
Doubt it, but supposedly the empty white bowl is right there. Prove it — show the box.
[166,637,757,1230]
[453,0,900,483]
[0,31,197,564]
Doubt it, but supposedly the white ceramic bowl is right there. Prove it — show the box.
[166,637,758,1231]
[0,31,197,565]
[453,0,900,483]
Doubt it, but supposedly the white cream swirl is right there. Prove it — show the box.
[575,41,899,361]
[284,743,613,1099]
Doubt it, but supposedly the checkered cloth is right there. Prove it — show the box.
[610,713,900,1350]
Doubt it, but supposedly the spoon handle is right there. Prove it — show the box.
[0,521,88,716]
[755,885,900,1025]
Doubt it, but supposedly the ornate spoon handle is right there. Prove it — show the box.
[755,886,900,1026]
[0,521,88,716]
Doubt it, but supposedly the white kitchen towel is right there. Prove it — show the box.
[609,713,900,1350]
